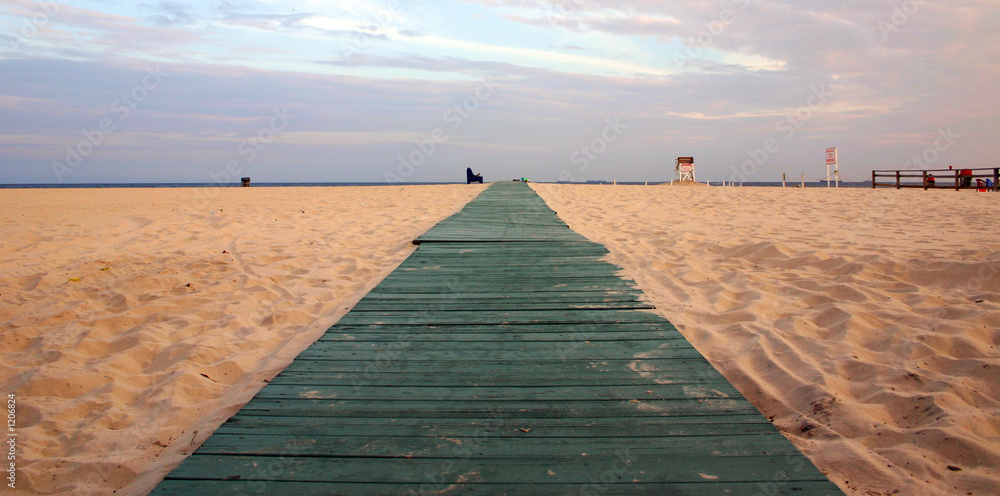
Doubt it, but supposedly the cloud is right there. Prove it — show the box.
[141,1,198,27]
[1,2,204,60]
[322,54,536,78]
[402,33,676,77]
[505,11,683,38]
[221,12,317,31]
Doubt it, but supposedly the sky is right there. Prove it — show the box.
[0,0,998,184]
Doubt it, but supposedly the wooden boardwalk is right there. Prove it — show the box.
[152,182,843,495]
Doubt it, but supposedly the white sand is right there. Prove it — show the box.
[532,184,1000,496]
[0,185,485,495]
[4,183,997,495]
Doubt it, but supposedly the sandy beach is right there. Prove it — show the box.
[0,185,485,495]
[2,183,998,495]
[532,184,1000,496]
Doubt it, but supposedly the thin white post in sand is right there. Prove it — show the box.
[801,173,805,188]
[782,173,786,188]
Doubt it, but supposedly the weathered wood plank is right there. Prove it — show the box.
[160,454,833,485]
[267,373,730,387]
[333,309,666,326]
[213,415,777,436]
[195,432,803,458]
[154,480,842,496]
[277,358,720,374]
[294,347,708,362]
[252,383,743,402]
[301,338,696,353]
[349,301,656,311]
[265,373,731,388]
[323,321,675,332]
[316,329,680,342]
[235,398,763,418]
[353,289,647,297]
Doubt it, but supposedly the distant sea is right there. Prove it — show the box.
[0,182,460,189]
[0,181,874,189]
[561,181,873,188]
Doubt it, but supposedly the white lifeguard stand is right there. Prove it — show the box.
[676,157,695,182]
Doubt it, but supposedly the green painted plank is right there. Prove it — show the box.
[302,338,696,353]
[362,283,641,292]
[378,269,633,277]
[381,265,630,272]
[381,270,631,278]
[160,454,832,485]
[195,432,802,458]
[333,310,666,326]
[294,347,708,362]
[272,371,729,389]
[362,285,639,294]
[376,277,631,284]
[350,299,654,309]
[268,370,727,383]
[314,333,677,344]
[279,359,718,373]
[212,414,778,437]
[153,480,842,496]
[400,252,611,261]
[410,240,606,248]
[396,258,613,265]
[317,329,680,342]
[236,398,762,418]
[266,372,731,388]
[395,257,619,266]
[317,332,678,342]
[359,287,645,296]
[367,279,642,289]
[252,384,743,401]
[324,321,676,332]
[357,295,650,304]
[277,358,720,374]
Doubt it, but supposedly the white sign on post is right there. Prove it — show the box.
[825,147,838,188]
